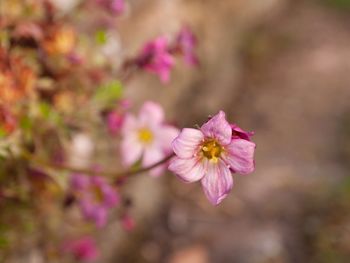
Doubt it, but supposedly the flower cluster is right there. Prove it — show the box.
[0,0,256,261]
[169,111,256,205]
[63,236,99,262]
[133,26,198,83]
[70,174,119,227]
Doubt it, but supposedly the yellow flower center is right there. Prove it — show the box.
[201,139,223,162]
[138,128,154,144]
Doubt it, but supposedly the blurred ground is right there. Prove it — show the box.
[104,0,350,262]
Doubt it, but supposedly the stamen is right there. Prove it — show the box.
[201,139,223,162]
[138,128,154,144]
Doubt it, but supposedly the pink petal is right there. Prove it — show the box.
[121,135,143,166]
[231,123,254,141]
[121,114,137,135]
[142,146,165,176]
[172,128,204,159]
[159,68,171,83]
[201,160,233,205]
[222,139,256,174]
[139,101,164,125]
[201,111,232,145]
[168,156,206,182]
[157,125,180,153]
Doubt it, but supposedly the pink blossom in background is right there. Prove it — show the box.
[63,236,99,262]
[121,101,179,176]
[137,37,174,83]
[168,111,256,205]
[106,100,130,134]
[175,26,198,66]
[121,214,135,232]
[71,174,119,227]
[96,0,125,15]
[107,111,124,134]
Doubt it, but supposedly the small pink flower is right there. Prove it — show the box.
[121,214,135,232]
[175,26,198,66]
[137,37,174,83]
[121,101,179,176]
[107,111,124,134]
[63,236,99,262]
[71,174,119,227]
[110,0,125,14]
[168,111,256,205]
[96,0,125,15]
[106,100,130,135]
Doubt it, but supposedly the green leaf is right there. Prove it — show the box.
[38,102,51,119]
[38,102,62,124]
[0,236,8,248]
[20,115,33,131]
[323,0,350,9]
[93,81,123,105]
[95,30,107,45]
[0,128,7,138]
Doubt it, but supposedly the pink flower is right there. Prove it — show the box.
[175,26,198,66]
[71,174,119,227]
[110,0,125,14]
[121,214,135,232]
[63,236,99,262]
[121,101,179,176]
[96,0,125,15]
[106,100,130,134]
[137,37,174,83]
[168,111,256,205]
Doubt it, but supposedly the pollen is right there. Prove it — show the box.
[138,128,154,144]
[201,139,223,162]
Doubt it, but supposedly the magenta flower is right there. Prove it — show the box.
[71,174,119,227]
[110,0,125,14]
[63,236,99,262]
[168,111,256,205]
[137,37,174,83]
[121,214,135,232]
[175,26,198,66]
[106,100,130,134]
[107,111,124,134]
[121,101,179,176]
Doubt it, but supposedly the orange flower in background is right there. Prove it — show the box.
[0,106,17,135]
[0,48,36,106]
[43,26,76,55]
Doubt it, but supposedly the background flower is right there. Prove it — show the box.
[121,101,179,176]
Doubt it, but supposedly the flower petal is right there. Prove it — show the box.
[121,135,143,166]
[172,128,204,159]
[139,101,164,125]
[157,125,180,153]
[168,156,206,182]
[222,139,256,174]
[121,114,137,135]
[201,160,233,205]
[142,145,165,176]
[231,123,254,141]
[201,111,232,145]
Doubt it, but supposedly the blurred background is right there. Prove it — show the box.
[2,0,350,262]
[113,0,350,262]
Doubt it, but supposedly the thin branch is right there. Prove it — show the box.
[22,150,175,179]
